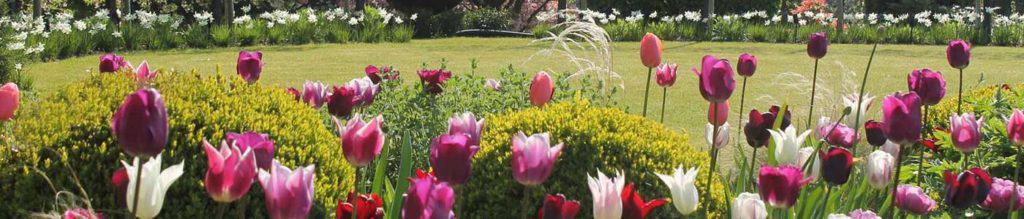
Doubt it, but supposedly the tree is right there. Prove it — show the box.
[31,0,39,17]
[106,0,119,23]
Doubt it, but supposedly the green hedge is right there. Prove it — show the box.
[0,72,352,217]
[461,98,726,218]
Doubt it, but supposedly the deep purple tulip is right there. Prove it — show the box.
[744,106,791,148]
[981,178,1024,212]
[950,113,983,153]
[757,165,811,208]
[530,71,555,107]
[655,64,678,87]
[258,160,315,219]
[692,55,736,103]
[226,131,276,170]
[821,147,853,185]
[402,169,456,219]
[882,92,922,145]
[327,86,360,118]
[334,114,385,167]
[947,40,970,69]
[907,69,947,106]
[203,139,258,203]
[511,132,564,186]
[111,88,168,158]
[944,168,994,209]
[99,53,128,73]
[537,194,581,219]
[864,120,887,147]
[1008,109,1024,145]
[895,185,937,215]
[236,50,264,84]
[429,134,479,185]
[417,69,452,94]
[807,32,828,59]
[737,53,757,77]
[302,81,329,108]
[111,167,129,208]
[816,118,859,148]
[447,112,484,147]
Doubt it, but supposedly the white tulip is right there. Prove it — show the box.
[828,213,853,219]
[121,154,184,219]
[881,140,900,157]
[842,93,874,127]
[866,150,895,189]
[731,192,767,219]
[797,147,821,181]
[770,126,812,166]
[588,170,625,219]
[656,166,700,215]
[705,122,730,149]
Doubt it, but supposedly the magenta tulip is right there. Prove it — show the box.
[225,131,275,171]
[1006,109,1024,145]
[822,147,853,185]
[99,53,128,73]
[944,168,994,209]
[950,113,983,153]
[907,69,947,106]
[347,77,378,106]
[111,88,168,158]
[639,33,663,68]
[203,139,258,203]
[708,101,730,126]
[881,92,922,145]
[981,178,1024,212]
[334,114,385,167]
[737,53,757,77]
[864,120,887,147]
[530,71,555,107]
[757,165,811,208]
[365,65,382,84]
[447,112,484,147]
[258,160,315,219]
[537,194,581,219]
[429,134,479,185]
[302,81,329,108]
[327,85,360,118]
[236,50,264,84]
[133,61,155,82]
[816,118,858,148]
[807,32,828,59]
[693,55,736,103]
[112,167,129,208]
[63,208,103,219]
[0,82,19,121]
[947,40,971,69]
[403,169,456,219]
[655,64,677,87]
[511,132,564,186]
[744,106,792,148]
[895,185,937,215]
[417,69,452,94]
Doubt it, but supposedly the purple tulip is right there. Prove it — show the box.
[895,185,937,215]
[530,71,555,107]
[99,53,128,73]
[258,160,315,219]
[429,134,479,185]
[403,169,456,219]
[302,81,329,108]
[1007,109,1024,145]
[484,79,502,91]
[881,92,922,145]
[744,106,792,148]
[447,112,484,147]
[950,113,983,153]
[225,131,276,171]
[821,147,853,185]
[816,118,859,148]
[907,69,947,106]
[737,53,757,77]
[203,139,258,203]
[692,55,736,103]
[944,168,994,209]
[981,178,1024,212]
[417,69,452,94]
[655,64,678,87]
[327,86,360,118]
[807,32,828,59]
[111,88,168,158]
[864,120,887,147]
[757,165,811,208]
[237,50,264,84]
[511,132,564,186]
[947,40,970,69]
[334,114,385,167]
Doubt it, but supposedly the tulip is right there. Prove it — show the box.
[1008,109,1024,145]
[429,134,479,185]
[881,140,901,157]
[0,83,19,121]
[133,61,155,82]
[757,165,811,208]
[944,168,993,209]
[816,117,859,148]
[797,147,822,181]
[907,69,947,106]
[302,81,329,108]
[656,166,699,215]
[485,79,502,91]
[949,113,983,153]
[587,170,625,219]
[121,155,184,219]
[111,88,168,158]
[511,132,564,186]
[286,87,301,101]
[865,150,895,189]
[259,160,315,219]
[864,120,886,147]
[402,169,456,219]
[708,101,730,126]
[894,185,937,215]
[203,140,258,203]
[530,71,555,107]
[334,114,385,167]
[744,106,792,148]
[882,92,922,145]
[63,208,103,219]
[732,192,768,219]
[981,178,1024,212]
[537,194,580,219]
[99,53,128,73]
[236,50,264,84]
[225,131,275,171]
[807,32,828,59]
[112,167,129,208]
[336,192,384,219]
[621,183,669,219]
[693,55,736,103]
[327,85,360,118]
[656,64,677,87]
[737,53,757,77]
[365,65,382,84]
[347,77,378,106]
[639,33,663,68]
[769,126,813,166]
[417,68,452,94]
[946,40,970,69]
[705,122,730,149]
[822,147,853,185]
[847,209,881,219]
[841,93,874,127]
[447,112,484,147]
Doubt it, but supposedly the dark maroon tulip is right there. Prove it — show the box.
[908,69,947,106]
[882,92,922,145]
[429,134,479,185]
[744,106,791,148]
[947,40,970,69]
[111,88,168,158]
[286,87,301,101]
[865,120,887,147]
[822,147,853,185]
[537,194,580,219]
[807,32,828,59]
[327,86,361,118]
[226,131,276,170]
[417,69,452,95]
[111,167,129,208]
[737,53,757,77]
[99,53,128,73]
[692,55,736,103]
[365,65,382,84]
[944,168,993,209]
[236,50,264,84]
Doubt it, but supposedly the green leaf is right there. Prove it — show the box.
[389,134,415,219]
[372,138,392,196]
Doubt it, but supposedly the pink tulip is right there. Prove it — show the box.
[707,101,730,126]
[403,169,456,219]
[655,64,677,87]
[947,40,970,69]
[447,112,484,147]
[881,92,922,145]
[693,55,736,103]
[949,113,983,153]
[302,81,329,108]
[846,209,881,219]
[907,69,946,106]
[111,88,168,158]
[365,65,382,84]
[237,50,264,84]
[347,77,378,106]
[511,132,564,186]
[0,83,19,121]
[757,165,811,208]
[429,134,479,185]
[816,117,859,148]
[981,178,1024,212]
[1006,109,1024,145]
[204,139,258,203]
[484,79,502,91]
[639,33,663,68]
[258,160,315,219]
[530,71,555,107]
[334,114,385,167]
[894,185,937,215]
[226,131,276,171]
[807,32,828,59]
[737,53,757,77]
[63,208,103,219]
[133,61,156,82]
[99,53,128,73]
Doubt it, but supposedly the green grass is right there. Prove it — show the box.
[22,37,1024,165]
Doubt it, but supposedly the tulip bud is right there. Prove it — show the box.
[511,132,563,186]
[757,165,811,208]
[639,33,663,68]
[949,113,983,153]
[334,114,385,167]
[236,50,264,84]
[732,192,768,219]
[705,122,730,149]
[530,71,555,107]
[0,83,20,121]
[693,55,736,103]
[537,194,581,219]
[944,168,994,209]
[203,140,258,203]
[737,53,757,77]
[947,40,971,69]
[708,101,729,126]
[822,147,853,185]
[807,32,828,59]
[656,166,699,215]
[798,147,821,181]
[864,120,887,147]
[259,160,315,219]
[865,150,894,189]
[1007,109,1024,145]
[111,167,129,208]
[429,134,479,185]
[895,185,937,215]
[111,88,168,158]
[882,92,922,145]
[655,64,678,87]
[99,53,128,73]
[907,69,947,106]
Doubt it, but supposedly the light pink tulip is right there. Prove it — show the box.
[204,139,258,203]
[0,83,19,121]
[511,132,563,186]
[530,71,555,107]
[334,114,385,167]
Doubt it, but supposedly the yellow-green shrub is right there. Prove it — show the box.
[460,98,726,218]
[0,72,352,217]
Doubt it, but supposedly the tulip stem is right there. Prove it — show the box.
[890,144,904,219]
[353,166,361,219]
[957,68,964,114]
[661,87,667,123]
[806,58,819,130]
[736,77,748,149]
[234,195,248,218]
[748,148,757,191]
[643,67,653,117]
[216,202,227,218]
[520,186,532,219]
[819,185,832,217]
[918,106,929,187]
[1011,147,1020,215]
[129,156,145,219]
[851,43,878,133]
[704,101,722,216]
[802,112,848,172]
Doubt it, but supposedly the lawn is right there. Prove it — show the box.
[23,37,1024,164]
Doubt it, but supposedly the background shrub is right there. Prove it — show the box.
[0,72,353,218]
[461,98,727,218]
[461,8,513,30]
[927,83,1024,179]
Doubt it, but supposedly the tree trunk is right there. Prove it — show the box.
[980,0,992,44]
[704,0,714,39]
[837,0,845,31]
[224,0,234,25]
[9,0,20,16]
[212,0,223,24]
[121,0,130,15]
[557,0,566,22]
[31,0,39,18]
[579,0,587,9]
[106,0,119,23]
[355,0,365,11]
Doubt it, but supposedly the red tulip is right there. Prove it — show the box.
[639,33,663,68]
[1007,109,1024,145]
[621,183,669,219]
[365,65,382,84]
[334,114,385,167]
[821,147,853,185]
[864,120,887,147]
[758,165,811,208]
[693,55,736,103]
[429,134,479,185]
[286,87,301,101]
[111,88,168,158]
[907,69,947,106]
[111,167,129,208]
[537,194,580,219]
[417,69,452,94]
[944,168,994,209]
[203,140,258,203]
[327,85,361,118]
[737,53,757,77]
[708,101,730,126]
[99,53,128,73]
[655,64,677,87]
[0,83,20,121]
[226,131,276,171]
[236,50,264,84]
[807,32,828,59]
[947,40,970,69]
[336,192,384,219]
[530,71,555,107]
[881,92,922,145]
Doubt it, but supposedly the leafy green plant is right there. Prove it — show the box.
[461,8,512,30]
